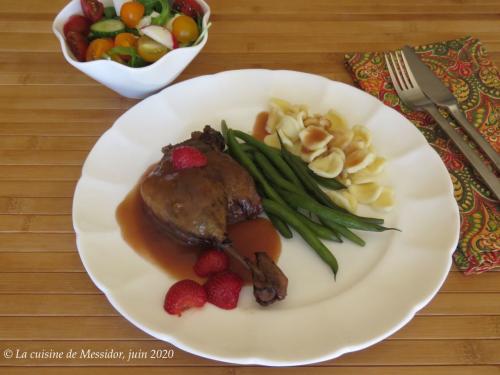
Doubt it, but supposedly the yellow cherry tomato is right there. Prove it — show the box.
[137,35,168,63]
[114,32,138,48]
[120,1,145,28]
[86,38,114,61]
[172,15,199,44]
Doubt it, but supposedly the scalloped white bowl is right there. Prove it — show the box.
[53,0,210,99]
[73,70,460,366]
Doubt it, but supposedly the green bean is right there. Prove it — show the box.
[278,138,338,209]
[281,190,392,232]
[253,152,305,195]
[284,150,385,225]
[239,143,255,154]
[308,170,346,190]
[232,130,303,188]
[322,219,366,247]
[253,151,341,241]
[267,213,293,239]
[262,199,338,277]
[226,129,286,206]
[296,211,342,242]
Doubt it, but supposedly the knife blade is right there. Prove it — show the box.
[402,46,457,105]
[402,45,500,171]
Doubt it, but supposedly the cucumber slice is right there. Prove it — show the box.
[90,19,125,38]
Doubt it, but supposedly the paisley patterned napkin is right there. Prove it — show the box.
[344,36,499,274]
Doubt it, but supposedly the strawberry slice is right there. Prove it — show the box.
[204,271,243,310]
[194,249,229,277]
[171,145,208,170]
[164,279,207,316]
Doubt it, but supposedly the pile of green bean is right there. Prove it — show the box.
[222,121,394,278]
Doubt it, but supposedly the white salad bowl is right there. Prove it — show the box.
[52,0,210,99]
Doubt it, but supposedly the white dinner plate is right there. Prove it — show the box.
[73,69,460,366]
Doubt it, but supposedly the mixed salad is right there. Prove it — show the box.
[63,0,207,67]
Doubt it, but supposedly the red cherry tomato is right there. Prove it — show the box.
[63,15,91,37]
[66,31,89,62]
[172,0,203,20]
[80,0,104,23]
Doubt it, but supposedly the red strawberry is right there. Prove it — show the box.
[63,15,91,38]
[194,249,229,277]
[204,271,243,310]
[171,146,208,170]
[66,31,89,62]
[164,279,207,316]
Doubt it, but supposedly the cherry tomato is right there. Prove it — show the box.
[137,35,168,63]
[120,1,145,28]
[66,31,89,62]
[80,0,104,23]
[172,15,199,44]
[172,0,203,20]
[63,15,91,37]
[86,38,114,61]
[114,33,138,48]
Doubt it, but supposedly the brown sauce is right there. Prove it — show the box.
[116,167,281,283]
[252,111,269,141]
[303,126,328,145]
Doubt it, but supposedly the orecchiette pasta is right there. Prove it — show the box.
[264,98,395,212]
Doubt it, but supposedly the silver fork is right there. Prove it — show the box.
[384,51,500,200]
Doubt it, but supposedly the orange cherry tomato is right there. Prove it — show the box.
[172,15,199,44]
[86,38,114,61]
[114,32,138,48]
[120,1,145,28]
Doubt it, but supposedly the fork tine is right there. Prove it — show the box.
[400,49,419,90]
[384,53,402,92]
[394,51,412,90]
[389,52,407,90]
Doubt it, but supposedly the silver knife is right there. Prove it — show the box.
[402,45,500,171]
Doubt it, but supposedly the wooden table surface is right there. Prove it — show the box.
[0,0,499,374]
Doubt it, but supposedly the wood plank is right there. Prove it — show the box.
[0,197,72,215]
[0,151,87,165]
[0,136,97,150]
[0,109,122,123]
[0,340,498,366]
[0,166,81,181]
[0,253,83,272]
[441,272,500,292]
[0,294,116,316]
[0,123,110,136]
[3,32,500,54]
[0,292,498,316]
[0,367,498,375]
[0,214,72,233]
[0,98,134,111]
[0,316,497,340]
[0,233,75,252]
[2,0,500,15]
[5,19,500,35]
[0,182,76,198]
[0,84,127,98]
[0,273,97,294]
